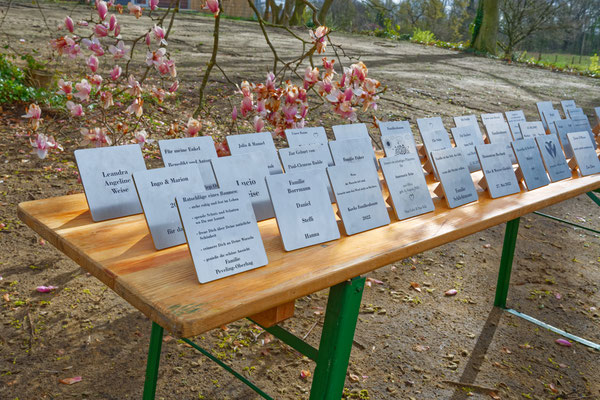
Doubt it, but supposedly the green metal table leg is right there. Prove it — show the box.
[586,191,600,207]
[143,322,164,400]
[310,276,365,400]
[494,218,520,309]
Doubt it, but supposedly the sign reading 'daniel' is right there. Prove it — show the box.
[430,148,478,208]
[450,125,483,172]
[475,143,520,198]
[505,110,526,140]
[327,162,390,235]
[211,153,274,221]
[519,121,546,139]
[329,138,378,170]
[133,165,205,250]
[381,131,419,158]
[75,144,146,221]
[379,120,412,137]
[266,171,340,251]
[535,135,572,182]
[567,132,600,176]
[159,137,218,190]
[380,155,434,220]
[285,126,328,147]
[332,123,370,141]
[511,139,550,190]
[226,132,283,175]
[176,188,268,283]
[484,122,517,164]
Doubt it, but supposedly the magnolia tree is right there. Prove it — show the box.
[21,0,384,160]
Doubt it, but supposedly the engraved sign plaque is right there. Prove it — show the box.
[226,132,283,175]
[381,131,419,158]
[571,116,596,149]
[536,101,555,130]
[159,137,218,190]
[327,162,390,235]
[430,148,478,208]
[176,188,268,283]
[379,120,412,137]
[380,155,434,220]
[278,144,335,201]
[484,122,517,164]
[543,110,561,135]
[519,121,546,139]
[329,138,378,170]
[554,119,577,158]
[561,100,576,116]
[475,143,520,198]
[332,123,370,141]
[450,125,483,172]
[211,153,274,221]
[133,165,205,249]
[75,144,146,221]
[417,116,445,134]
[481,113,504,127]
[505,110,526,140]
[594,107,600,125]
[567,132,600,176]
[454,114,477,127]
[535,135,572,182]
[266,171,340,251]
[567,108,585,119]
[511,139,550,190]
[285,126,328,147]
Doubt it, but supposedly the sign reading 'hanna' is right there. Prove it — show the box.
[75,144,146,221]
[176,188,268,283]
[266,171,340,251]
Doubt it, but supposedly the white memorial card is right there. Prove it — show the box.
[227,132,283,175]
[75,144,146,221]
[379,120,412,136]
[211,153,274,221]
[329,138,378,170]
[554,119,577,158]
[535,135,572,182]
[542,110,561,136]
[266,171,340,251]
[450,125,484,172]
[159,137,218,190]
[536,101,556,130]
[475,143,520,198]
[519,121,546,139]
[505,110,527,140]
[481,112,504,127]
[133,165,205,249]
[567,132,600,176]
[430,148,478,208]
[511,139,550,190]
[176,188,268,283]
[484,122,517,164]
[332,123,370,141]
[285,126,328,147]
[381,131,419,158]
[561,100,577,117]
[327,162,390,235]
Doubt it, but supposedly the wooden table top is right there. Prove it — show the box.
[17,163,600,337]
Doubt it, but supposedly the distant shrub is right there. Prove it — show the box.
[411,28,436,44]
[590,54,599,73]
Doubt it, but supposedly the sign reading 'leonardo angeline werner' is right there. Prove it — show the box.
[327,162,390,235]
[176,188,268,284]
[159,137,218,190]
[132,165,205,250]
[266,171,340,251]
[74,144,146,222]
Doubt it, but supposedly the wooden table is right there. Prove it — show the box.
[17,166,600,400]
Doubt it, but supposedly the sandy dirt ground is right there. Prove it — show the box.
[1,2,599,399]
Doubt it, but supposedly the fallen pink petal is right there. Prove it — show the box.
[555,339,572,347]
[59,376,82,385]
[36,285,58,293]
[445,289,458,296]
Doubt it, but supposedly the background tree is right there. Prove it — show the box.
[471,0,499,54]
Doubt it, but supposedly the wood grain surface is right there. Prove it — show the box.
[17,152,600,337]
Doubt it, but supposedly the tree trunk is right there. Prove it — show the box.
[471,0,499,55]
[318,0,334,25]
[289,0,306,26]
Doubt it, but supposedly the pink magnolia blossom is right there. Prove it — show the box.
[81,127,111,147]
[145,33,151,46]
[108,40,127,59]
[109,14,117,31]
[310,26,330,54]
[87,55,99,73]
[77,20,89,27]
[134,130,154,147]
[149,0,159,10]
[74,79,92,101]
[100,91,114,108]
[168,80,179,93]
[253,116,264,132]
[30,133,61,159]
[57,79,73,98]
[66,101,84,117]
[240,95,253,117]
[152,25,167,45]
[89,74,103,87]
[326,87,356,121]
[204,0,220,16]
[231,105,238,121]
[114,22,121,37]
[127,75,142,97]
[303,66,319,89]
[82,37,105,56]
[110,65,122,81]
[94,23,109,37]
[186,117,201,137]
[146,48,166,66]
[22,104,42,130]
[51,36,80,58]
[97,0,108,20]
[256,99,266,115]
[126,97,144,117]
[127,2,142,18]
[322,57,335,75]
[151,87,166,103]
[316,77,333,96]
[64,16,74,33]
[156,59,176,77]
